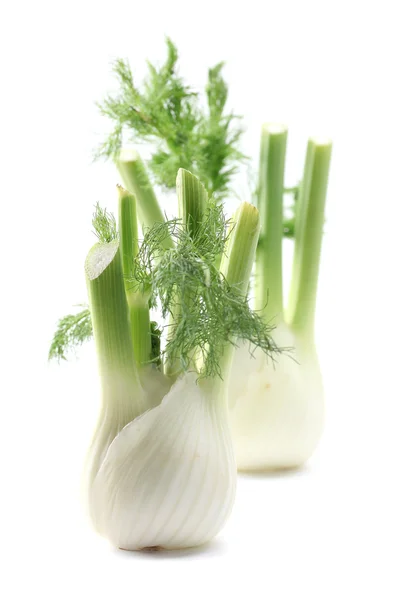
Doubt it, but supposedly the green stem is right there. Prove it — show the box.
[176,167,208,238]
[116,149,173,250]
[117,186,152,365]
[164,168,208,378]
[213,202,261,383]
[127,297,152,366]
[255,124,287,322]
[118,185,139,273]
[287,137,332,340]
[85,241,143,408]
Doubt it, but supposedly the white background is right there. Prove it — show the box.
[1,1,399,598]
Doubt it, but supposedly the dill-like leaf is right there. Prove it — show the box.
[92,202,117,243]
[48,306,92,361]
[130,200,282,379]
[96,38,245,198]
[156,252,282,379]
[129,218,182,303]
[197,63,244,199]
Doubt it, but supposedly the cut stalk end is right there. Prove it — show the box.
[117,183,134,202]
[85,241,119,281]
[262,123,288,135]
[118,148,140,163]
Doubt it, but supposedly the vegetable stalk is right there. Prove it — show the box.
[164,168,208,378]
[255,124,287,322]
[177,167,208,239]
[85,240,149,494]
[85,241,142,399]
[204,202,260,388]
[117,186,152,365]
[287,138,332,340]
[117,149,174,250]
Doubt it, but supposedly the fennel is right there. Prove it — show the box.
[229,127,332,470]
[50,39,333,485]
[52,166,281,549]
[91,199,263,550]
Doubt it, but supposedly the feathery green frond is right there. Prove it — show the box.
[92,202,117,243]
[97,39,245,198]
[48,306,92,361]
[128,200,282,379]
[128,218,181,304]
[197,63,245,198]
[49,204,117,363]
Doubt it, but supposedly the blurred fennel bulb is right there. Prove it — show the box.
[229,127,332,471]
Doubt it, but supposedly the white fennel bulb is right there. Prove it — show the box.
[92,373,236,550]
[229,324,324,470]
[228,127,332,471]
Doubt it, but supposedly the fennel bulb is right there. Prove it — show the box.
[229,324,324,470]
[92,372,235,550]
[229,127,332,471]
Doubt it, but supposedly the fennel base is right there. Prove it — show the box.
[229,324,324,472]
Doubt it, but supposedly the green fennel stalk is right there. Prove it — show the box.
[164,168,209,377]
[254,129,332,340]
[214,202,261,384]
[287,138,332,341]
[117,186,152,365]
[117,150,174,251]
[255,124,288,322]
[85,242,142,403]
